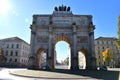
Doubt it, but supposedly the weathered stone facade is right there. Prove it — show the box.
[0,37,30,68]
[29,5,96,70]
[95,37,120,67]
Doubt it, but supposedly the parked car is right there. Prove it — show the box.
[41,63,46,69]
[98,66,107,71]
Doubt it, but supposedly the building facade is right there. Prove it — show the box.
[0,48,6,67]
[29,5,96,70]
[95,37,120,67]
[0,37,30,67]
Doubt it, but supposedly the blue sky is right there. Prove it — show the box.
[0,0,120,62]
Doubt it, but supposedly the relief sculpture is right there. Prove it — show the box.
[37,36,48,43]
[77,36,88,43]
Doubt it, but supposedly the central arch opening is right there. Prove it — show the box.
[55,41,71,69]
[54,36,71,69]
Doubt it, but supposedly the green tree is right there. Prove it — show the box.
[102,48,113,66]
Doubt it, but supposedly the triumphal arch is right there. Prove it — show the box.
[29,5,96,70]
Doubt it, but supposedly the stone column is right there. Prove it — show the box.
[47,25,54,69]
[71,23,79,70]
[90,32,95,57]
[47,45,55,69]
[48,32,52,57]
[88,25,97,70]
[29,25,36,69]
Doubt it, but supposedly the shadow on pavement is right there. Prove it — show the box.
[37,69,119,80]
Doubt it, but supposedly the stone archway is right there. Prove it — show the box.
[36,48,47,69]
[54,35,71,45]
[29,5,97,70]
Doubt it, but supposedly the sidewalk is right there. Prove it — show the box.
[10,69,120,80]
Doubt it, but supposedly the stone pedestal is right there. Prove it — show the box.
[47,57,54,69]
[85,57,97,70]
[71,57,79,70]
[28,56,36,69]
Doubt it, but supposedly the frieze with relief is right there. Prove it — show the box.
[77,36,88,43]
[77,17,88,26]
[37,36,49,43]
[37,17,49,26]
[54,32,72,36]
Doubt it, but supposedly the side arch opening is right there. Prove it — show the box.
[36,48,47,69]
[78,48,87,69]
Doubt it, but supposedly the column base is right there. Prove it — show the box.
[86,57,97,70]
[47,57,55,70]
[86,66,97,70]
[70,66,79,70]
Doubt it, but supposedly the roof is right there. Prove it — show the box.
[0,37,30,45]
[95,37,117,40]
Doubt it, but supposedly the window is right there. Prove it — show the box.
[111,41,113,44]
[7,44,9,48]
[11,44,14,48]
[99,56,100,59]
[9,58,12,62]
[102,41,104,44]
[107,41,108,44]
[97,41,99,44]
[10,51,13,56]
[15,51,18,56]
[15,59,17,62]
[22,59,23,62]
[6,58,7,62]
[16,44,19,48]
[103,47,104,49]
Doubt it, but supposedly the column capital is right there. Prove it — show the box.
[30,24,37,30]
[89,25,95,31]
[89,32,94,36]
[31,31,36,35]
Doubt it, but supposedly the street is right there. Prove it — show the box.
[0,68,93,80]
[0,67,120,80]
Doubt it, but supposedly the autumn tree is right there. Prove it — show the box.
[102,48,113,66]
